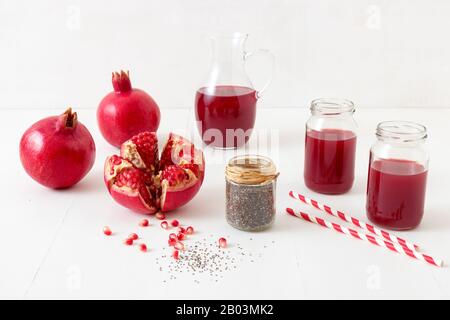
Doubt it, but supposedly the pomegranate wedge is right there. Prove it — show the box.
[104,132,205,213]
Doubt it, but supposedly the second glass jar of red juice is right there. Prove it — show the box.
[366,121,429,230]
[304,98,357,194]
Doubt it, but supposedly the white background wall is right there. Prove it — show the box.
[1,0,450,109]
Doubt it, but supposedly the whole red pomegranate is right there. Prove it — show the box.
[97,70,161,147]
[20,108,96,189]
[104,132,205,213]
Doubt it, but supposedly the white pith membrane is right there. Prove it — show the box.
[160,167,198,209]
[167,135,205,171]
[105,156,155,211]
[105,156,132,184]
[120,141,146,170]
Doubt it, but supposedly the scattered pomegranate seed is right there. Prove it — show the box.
[172,250,179,260]
[128,233,139,240]
[139,243,147,252]
[124,238,134,246]
[103,226,112,236]
[177,226,186,234]
[219,237,227,248]
[169,233,177,240]
[177,232,185,241]
[161,221,169,229]
[170,219,179,227]
[174,241,185,251]
[185,226,194,235]
[156,212,166,220]
[168,238,177,246]
[139,219,149,227]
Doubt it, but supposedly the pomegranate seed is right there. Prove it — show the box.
[169,233,177,240]
[170,219,179,227]
[139,243,147,252]
[128,233,139,240]
[168,238,177,246]
[162,166,187,187]
[139,219,149,227]
[103,226,112,236]
[185,226,194,235]
[174,241,185,251]
[124,238,133,246]
[160,221,169,229]
[219,237,227,248]
[177,226,186,234]
[177,232,185,241]
[172,250,179,260]
[156,212,166,220]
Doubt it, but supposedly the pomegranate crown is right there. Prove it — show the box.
[57,107,78,131]
[112,70,132,93]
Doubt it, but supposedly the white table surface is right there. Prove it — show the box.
[1,106,449,300]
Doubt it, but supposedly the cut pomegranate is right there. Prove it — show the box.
[121,131,159,175]
[168,238,177,246]
[186,226,194,235]
[104,132,205,214]
[139,244,147,252]
[128,233,139,240]
[159,133,205,212]
[124,238,133,246]
[172,250,179,260]
[219,237,227,248]
[139,219,149,227]
[170,220,179,227]
[103,226,112,236]
[104,155,157,214]
[160,221,169,229]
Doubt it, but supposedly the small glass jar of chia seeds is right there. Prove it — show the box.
[225,155,279,231]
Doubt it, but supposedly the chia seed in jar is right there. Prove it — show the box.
[225,155,279,231]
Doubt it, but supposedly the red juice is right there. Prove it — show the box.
[304,129,357,194]
[195,85,257,148]
[366,158,427,230]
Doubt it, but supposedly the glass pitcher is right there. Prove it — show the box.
[194,33,275,149]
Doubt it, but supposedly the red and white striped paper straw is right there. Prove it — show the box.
[289,191,418,251]
[286,208,442,268]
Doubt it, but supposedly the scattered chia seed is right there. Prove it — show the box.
[104,213,277,284]
[157,237,275,283]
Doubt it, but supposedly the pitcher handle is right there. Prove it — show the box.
[244,49,275,99]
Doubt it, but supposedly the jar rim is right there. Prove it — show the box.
[311,98,355,115]
[376,121,427,142]
[226,155,278,185]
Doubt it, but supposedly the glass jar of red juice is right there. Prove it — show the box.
[366,121,429,230]
[304,98,357,194]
